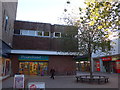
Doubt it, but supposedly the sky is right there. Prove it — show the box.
[16,0,85,25]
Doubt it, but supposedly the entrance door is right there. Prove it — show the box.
[103,61,111,73]
[29,62,38,75]
[19,62,29,75]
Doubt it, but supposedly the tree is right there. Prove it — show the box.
[62,1,119,78]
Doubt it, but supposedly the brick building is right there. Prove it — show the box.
[10,20,77,75]
[0,1,18,79]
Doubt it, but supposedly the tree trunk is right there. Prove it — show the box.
[88,43,93,79]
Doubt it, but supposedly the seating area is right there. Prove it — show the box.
[76,75,109,84]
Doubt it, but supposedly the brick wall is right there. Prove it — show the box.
[11,55,19,75]
[13,21,78,51]
[11,55,76,75]
[13,35,51,50]
[2,2,18,47]
[49,55,76,75]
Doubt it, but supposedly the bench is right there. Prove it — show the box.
[76,75,109,84]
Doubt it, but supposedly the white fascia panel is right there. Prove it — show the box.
[10,50,77,56]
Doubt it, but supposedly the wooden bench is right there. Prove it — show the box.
[76,75,109,84]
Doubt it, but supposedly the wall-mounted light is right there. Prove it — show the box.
[76,62,79,64]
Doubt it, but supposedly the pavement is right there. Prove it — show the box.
[1,72,119,89]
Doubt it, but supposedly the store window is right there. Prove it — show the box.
[19,62,48,75]
[1,58,11,76]
[54,32,61,38]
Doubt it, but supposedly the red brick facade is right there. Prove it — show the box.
[11,20,77,75]
[11,55,76,75]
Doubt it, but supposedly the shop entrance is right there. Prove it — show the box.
[19,62,48,75]
[103,61,116,73]
[76,61,90,72]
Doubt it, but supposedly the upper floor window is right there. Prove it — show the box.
[20,30,29,35]
[20,30,50,37]
[20,30,35,36]
[53,32,61,38]
[37,31,43,36]
[29,30,36,36]
[5,16,9,31]
[44,32,50,37]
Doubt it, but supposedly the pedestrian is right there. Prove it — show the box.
[50,68,55,79]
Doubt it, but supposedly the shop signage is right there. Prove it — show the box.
[18,55,49,61]
[13,75,24,88]
[112,57,119,61]
[96,61,100,71]
[102,57,112,61]
[28,82,45,89]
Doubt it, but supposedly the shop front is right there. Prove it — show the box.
[75,55,90,72]
[18,55,48,76]
[101,56,119,73]
[0,57,11,76]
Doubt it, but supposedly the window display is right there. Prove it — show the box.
[19,62,48,75]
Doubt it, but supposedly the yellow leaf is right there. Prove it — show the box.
[89,21,95,26]
[105,35,109,38]
[95,13,99,17]
[98,26,102,29]
[105,29,109,31]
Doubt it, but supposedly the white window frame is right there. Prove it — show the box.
[20,30,29,35]
[20,30,51,38]
[29,30,36,36]
[20,30,36,36]
[36,31,44,37]
[43,32,50,37]
[53,32,61,38]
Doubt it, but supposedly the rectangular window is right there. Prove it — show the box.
[54,32,61,38]
[37,31,43,36]
[44,32,50,37]
[29,30,36,36]
[20,30,36,36]
[5,16,9,31]
[20,30,29,35]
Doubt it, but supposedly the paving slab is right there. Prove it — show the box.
[2,72,119,89]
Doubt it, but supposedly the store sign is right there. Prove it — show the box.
[13,75,24,88]
[112,57,119,61]
[18,55,49,61]
[28,82,45,89]
[96,61,100,71]
[102,57,112,61]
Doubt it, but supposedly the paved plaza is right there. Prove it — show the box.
[1,72,119,89]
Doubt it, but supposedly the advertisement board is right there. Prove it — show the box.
[13,75,24,88]
[28,82,45,90]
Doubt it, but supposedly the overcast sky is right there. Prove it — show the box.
[16,0,85,25]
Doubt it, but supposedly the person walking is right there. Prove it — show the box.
[50,68,55,79]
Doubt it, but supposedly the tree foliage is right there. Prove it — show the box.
[62,0,119,77]
[63,1,119,55]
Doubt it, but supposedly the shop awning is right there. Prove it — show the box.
[74,55,89,61]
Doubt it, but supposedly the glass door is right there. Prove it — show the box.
[29,62,38,75]
[19,62,29,75]
[38,62,48,76]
